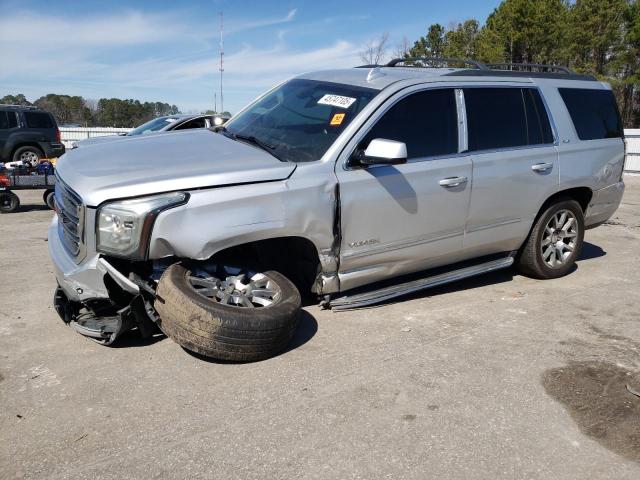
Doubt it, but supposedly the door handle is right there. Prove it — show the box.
[439,176,468,188]
[531,162,553,173]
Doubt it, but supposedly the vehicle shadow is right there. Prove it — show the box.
[577,241,606,261]
[17,204,51,213]
[182,309,318,364]
[336,241,607,311]
[111,329,166,348]
[346,268,516,311]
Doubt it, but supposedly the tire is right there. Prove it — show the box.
[44,189,55,210]
[12,146,43,166]
[517,199,585,279]
[154,264,301,362]
[0,192,20,213]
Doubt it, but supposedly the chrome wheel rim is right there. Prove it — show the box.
[20,151,39,165]
[541,209,578,268]
[187,271,281,307]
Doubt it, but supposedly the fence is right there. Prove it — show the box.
[625,129,640,172]
[60,127,640,171]
[59,127,132,148]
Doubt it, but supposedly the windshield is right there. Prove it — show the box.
[128,117,179,136]
[224,79,378,163]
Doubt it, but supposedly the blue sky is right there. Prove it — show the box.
[0,0,502,114]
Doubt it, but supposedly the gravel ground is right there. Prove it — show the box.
[1,176,639,480]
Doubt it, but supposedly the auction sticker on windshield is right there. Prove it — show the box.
[317,94,356,109]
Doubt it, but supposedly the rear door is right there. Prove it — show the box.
[335,87,473,290]
[463,86,559,256]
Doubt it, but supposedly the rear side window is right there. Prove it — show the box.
[558,88,623,140]
[0,112,9,129]
[523,89,554,145]
[24,111,54,129]
[465,88,554,151]
[362,88,458,159]
[174,117,206,130]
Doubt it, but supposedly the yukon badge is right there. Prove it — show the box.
[349,239,380,248]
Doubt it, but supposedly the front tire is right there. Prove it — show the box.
[44,189,55,210]
[517,199,585,279]
[155,264,301,362]
[0,192,20,213]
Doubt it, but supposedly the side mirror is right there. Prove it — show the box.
[353,138,407,166]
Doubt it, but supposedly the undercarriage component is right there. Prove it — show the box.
[53,286,157,345]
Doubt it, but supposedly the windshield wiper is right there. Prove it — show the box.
[215,127,285,162]
[235,133,276,152]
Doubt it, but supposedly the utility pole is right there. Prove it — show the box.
[219,11,224,114]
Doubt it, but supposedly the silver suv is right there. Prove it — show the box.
[49,59,626,361]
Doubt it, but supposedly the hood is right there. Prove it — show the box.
[74,135,128,147]
[56,129,296,206]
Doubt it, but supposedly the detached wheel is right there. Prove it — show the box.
[155,264,301,362]
[44,189,55,210]
[0,192,20,213]
[517,199,584,279]
[13,146,43,166]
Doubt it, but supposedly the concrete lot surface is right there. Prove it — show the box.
[1,177,639,479]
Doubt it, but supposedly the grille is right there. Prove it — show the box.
[55,177,85,260]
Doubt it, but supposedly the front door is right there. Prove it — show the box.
[335,88,472,291]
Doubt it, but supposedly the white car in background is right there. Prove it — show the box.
[72,113,229,148]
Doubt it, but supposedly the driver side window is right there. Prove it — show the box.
[361,89,458,159]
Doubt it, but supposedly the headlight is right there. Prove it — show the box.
[96,192,188,259]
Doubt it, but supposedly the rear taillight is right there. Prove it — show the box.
[0,174,10,187]
[56,128,61,143]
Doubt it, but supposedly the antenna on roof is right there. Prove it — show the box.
[218,11,224,114]
[366,66,386,82]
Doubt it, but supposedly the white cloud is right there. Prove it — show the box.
[0,7,367,112]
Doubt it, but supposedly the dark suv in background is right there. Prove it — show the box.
[0,105,65,165]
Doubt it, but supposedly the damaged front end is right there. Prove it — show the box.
[52,258,164,345]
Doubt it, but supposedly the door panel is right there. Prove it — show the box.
[337,156,472,291]
[465,146,558,256]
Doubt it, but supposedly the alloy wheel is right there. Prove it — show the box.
[187,271,282,307]
[541,209,579,268]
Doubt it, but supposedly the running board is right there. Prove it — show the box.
[329,256,514,310]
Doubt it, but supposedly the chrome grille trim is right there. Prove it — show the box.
[55,177,86,262]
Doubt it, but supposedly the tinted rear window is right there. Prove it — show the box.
[362,88,458,159]
[465,88,554,151]
[558,88,623,140]
[0,111,10,129]
[24,111,55,129]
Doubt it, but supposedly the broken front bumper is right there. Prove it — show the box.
[48,215,156,344]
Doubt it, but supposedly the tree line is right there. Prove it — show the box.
[363,0,639,127]
[0,93,180,128]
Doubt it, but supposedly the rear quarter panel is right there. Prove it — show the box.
[537,80,625,191]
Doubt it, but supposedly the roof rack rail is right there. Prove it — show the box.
[0,104,38,109]
[486,63,575,74]
[386,57,488,70]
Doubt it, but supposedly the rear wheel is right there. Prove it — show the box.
[13,146,43,167]
[517,199,584,279]
[43,189,55,210]
[155,264,301,362]
[0,191,20,213]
